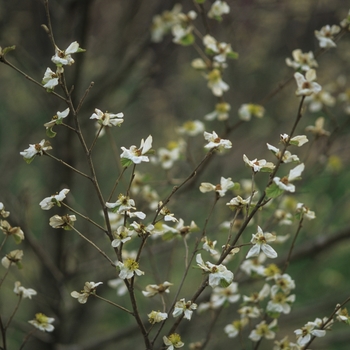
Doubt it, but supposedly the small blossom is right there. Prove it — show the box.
[204,131,232,150]
[71,281,103,304]
[200,176,234,197]
[148,310,168,324]
[336,307,350,324]
[315,25,341,48]
[294,69,322,96]
[203,35,237,63]
[2,249,23,269]
[211,283,240,308]
[107,278,128,296]
[267,287,295,315]
[142,281,173,297]
[120,135,153,165]
[172,24,194,46]
[294,321,326,346]
[20,140,52,163]
[267,143,299,163]
[159,202,178,222]
[208,1,230,21]
[238,104,265,121]
[238,305,261,319]
[205,102,231,121]
[340,10,350,29]
[177,120,204,136]
[163,333,184,349]
[191,58,208,70]
[130,221,154,237]
[42,67,59,89]
[296,203,316,220]
[285,49,318,71]
[117,258,144,279]
[246,226,277,259]
[224,319,248,338]
[196,253,233,288]
[202,236,218,255]
[0,202,10,218]
[274,336,300,350]
[0,220,24,243]
[305,117,330,137]
[243,154,275,173]
[249,319,277,342]
[29,313,55,332]
[155,146,180,169]
[90,108,124,127]
[106,194,136,214]
[44,108,70,132]
[161,218,198,237]
[51,41,85,66]
[13,281,37,299]
[49,214,76,230]
[280,134,308,147]
[206,69,229,96]
[111,226,133,248]
[39,189,70,210]
[273,163,305,193]
[173,299,197,320]
[226,195,254,211]
[240,254,266,276]
[305,90,336,112]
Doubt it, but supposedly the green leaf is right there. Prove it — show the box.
[46,127,57,138]
[227,51,239,60]
[23,156,35,164]
[2,45,16,55]
[219,278,232,288]
[180,33,195,46]
[121,158,133,168]
[266,183,284,198]
[195,0,206,3]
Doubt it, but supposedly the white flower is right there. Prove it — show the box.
[208,1,230,20]
[90,108,124,127]
[246,226,277,259]
[202,236,218,255]
[204,131,232,150]
[315,25,341,48]
[111,226,133,248]
[177,120,204,136]
[196,253,233,288]
[28,313,55,332]
[71,281,103,304]
[296,203,316,220]
[161,218,198,237]
[238,305,261,319]
[0,220,24,242]
[130,221,154,236]
[163,333,184,349]
[205,102,231,121]
[224,319,248,338]
[14,281,37,299]
[267,286,295,314]
[238,104,265,121]
[226,195,254,210]
[200,176,234,197]
[267,143,300,163]
[107,278,128,296]
[203,35,235,63]
[142,281,173,297]
[148,310,168,324]
[285,49,318,71]
[106,194,136,214]
[273,163,305,193]
[120,135,153,164]
[243,154,275,173]
[294,321,326,346]
[117,258,144,279]
[2,249,23,269]
[294,69,322,96]
[243,283,270,303]
[280,134,308,147]
[305,90,336,112]
[305,117,330,137]
[249,319,277,342]
[0,202,10,218]
[44,108,70,130]
[51,41,84,66]
[39,189,70,210]
[172,24,193,45]
[173,299,197,320]
[42,67,59,89]
[156,147,180,169]
[211,283,240,308]
[49,214,76,230]
[20,139,52,163]
[206,69,229,96]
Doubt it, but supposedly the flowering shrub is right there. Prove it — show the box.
[1,1,350,349]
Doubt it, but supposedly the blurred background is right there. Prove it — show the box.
[1,0,350,349]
